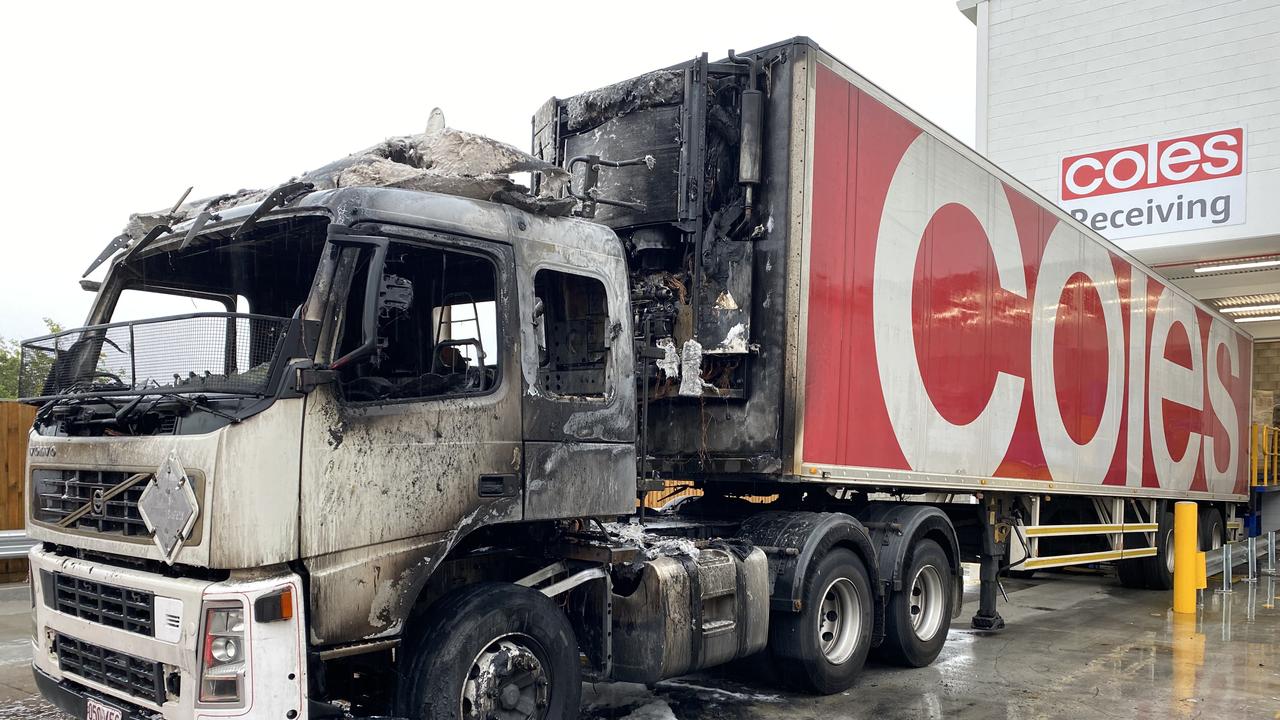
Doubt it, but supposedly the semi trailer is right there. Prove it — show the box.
[18,37,1254,720]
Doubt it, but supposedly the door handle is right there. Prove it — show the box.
[478,474,519,498]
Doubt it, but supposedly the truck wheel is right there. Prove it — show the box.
[1199,508,1224,551]
[770,548,872,694]
[1143,511,1176,591]
[400,582,581,720]
[1116,557,1148,589]
[877,539,952,667]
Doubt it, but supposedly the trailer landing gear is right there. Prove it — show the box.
[971,497,1009,631]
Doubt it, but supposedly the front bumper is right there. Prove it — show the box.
[34,665,153,720]
[30,545,309,719]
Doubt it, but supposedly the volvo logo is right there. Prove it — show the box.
[91,489,107,517]
[28,445,56,458]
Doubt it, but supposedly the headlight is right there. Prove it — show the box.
[199,604,245,703]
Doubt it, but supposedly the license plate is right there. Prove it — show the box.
[85,698,123,720]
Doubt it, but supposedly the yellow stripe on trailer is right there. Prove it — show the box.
[1022,546,1157,570]
[1022,523,1157,537]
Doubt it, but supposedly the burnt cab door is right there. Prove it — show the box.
[298,226,523,642]
[513,215,637,520]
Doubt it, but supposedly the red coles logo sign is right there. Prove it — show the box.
[804,65,1251,497]
[1058,128,1246,239]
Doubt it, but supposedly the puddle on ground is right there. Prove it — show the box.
[581,675,784,720]
[0,697,68,720]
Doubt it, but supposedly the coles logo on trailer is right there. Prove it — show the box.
[804,65,1252,497]
[1059,128,1246,240]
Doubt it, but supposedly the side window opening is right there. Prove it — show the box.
[533,270,610,399]
[335,241,500,403]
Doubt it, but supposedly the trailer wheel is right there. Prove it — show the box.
[770,548,872,694]
[1116,557,1148,588]
[1143,511,1176,591]
[877,539,952,667]
[399,582,581,720]
[1199,507,1224,551]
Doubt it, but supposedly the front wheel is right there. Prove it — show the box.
[769,548,873,694]
[400,582,581,720]
[877,539,953,667]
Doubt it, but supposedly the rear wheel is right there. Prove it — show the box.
[769,548,873,694]
[1200,508,1224,551]
[400,583,581,720]
[1116,556,1148,588]
[1143,511,1176,591]
[877,539,952,667]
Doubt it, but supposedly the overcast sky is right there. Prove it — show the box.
[0,0,975,340]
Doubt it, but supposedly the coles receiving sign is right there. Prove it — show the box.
[1059,128,1246,239]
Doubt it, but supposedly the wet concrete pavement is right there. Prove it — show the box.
[3,569,1279,719]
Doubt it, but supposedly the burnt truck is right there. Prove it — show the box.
[18,37,1255,720]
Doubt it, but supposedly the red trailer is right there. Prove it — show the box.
[795,54,1253,503]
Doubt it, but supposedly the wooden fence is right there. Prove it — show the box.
[0,401,34,582]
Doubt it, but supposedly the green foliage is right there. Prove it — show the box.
[0,318,64,399]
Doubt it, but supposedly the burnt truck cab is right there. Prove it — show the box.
[23,187,636,719]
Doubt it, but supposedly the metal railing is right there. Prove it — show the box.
[0,530,37,560]
[1253,423,1280,487]
[18,312,295,401]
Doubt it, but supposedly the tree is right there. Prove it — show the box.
[0,319,64,399]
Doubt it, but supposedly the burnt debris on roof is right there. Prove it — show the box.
[114,108,575,246]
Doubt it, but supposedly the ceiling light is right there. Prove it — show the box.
[1235,315,1280,323]
[1194,259,1280,273]
[1223,303,1280,314]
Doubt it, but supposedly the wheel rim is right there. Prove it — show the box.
[1165,529,1176,574]
[817,577,862,665]
[460,634,550,720]
[909,564,946,641]
[1210,523,1223,550]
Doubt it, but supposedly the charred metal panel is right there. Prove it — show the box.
[563,106,682,227]
[607,546,768,683]
[209,398,303,568]
[694,218,754,356]
[644,43,801,475]
[302,495,521,645]
[299,220,525,644]
[23,397,305,570]
[522,442,635,520]
[534,40,810,477]
[512,211,635,445]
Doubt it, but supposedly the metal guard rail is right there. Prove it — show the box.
[0,530,36,560]
[1254,423,1280,487]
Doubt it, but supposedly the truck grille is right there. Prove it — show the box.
[32,469,150,538]
[47,572,155,637]
[55,633,167,706]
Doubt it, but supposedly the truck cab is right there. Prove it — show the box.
[24,187,638,719]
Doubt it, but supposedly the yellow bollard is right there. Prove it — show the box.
[1173,501,1199,614]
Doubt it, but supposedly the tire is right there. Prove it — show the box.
[769,548,873,694]
[1116,556,1148,589]
[1199,508,1225,551]
[399,582,581,720]
[1143,511,1175,591]
[877,539,952,667]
